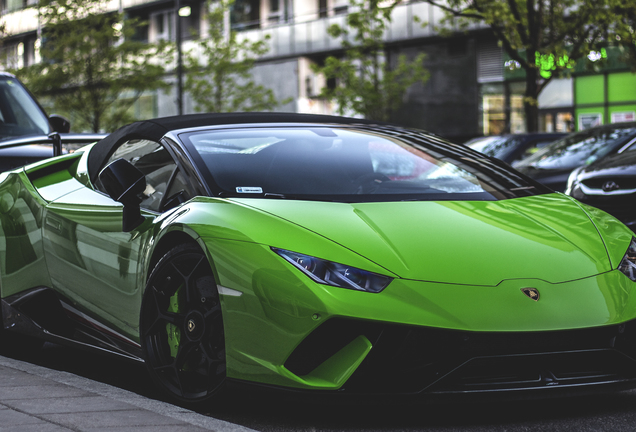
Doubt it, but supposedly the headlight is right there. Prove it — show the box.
[618,238,636,282]
[272,248,393,293]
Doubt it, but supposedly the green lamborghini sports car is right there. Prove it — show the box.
[2,112,636,404]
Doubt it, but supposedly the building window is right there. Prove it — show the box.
[1,38,36,69]
[480,81,526,135]
[477,41,503,84]
[482,94,505,135]
[231,0,260,30]
[150,10,174,42]
[318,0,327,18]
[333,3,348,15]
[540,112,574,133]
[510,93,525,133]
[126,92,158,121]
[4,0,27,12]
[268,0,281,23]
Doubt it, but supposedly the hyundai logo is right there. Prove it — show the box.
[602,181,620,192]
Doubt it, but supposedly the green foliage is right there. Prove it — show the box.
[315,0,429,122]
[15,0,171,132]
[424,0,636,131]
[611,4,636,71]
[184,0,285,113]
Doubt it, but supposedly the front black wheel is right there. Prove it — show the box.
[140,244,226,404]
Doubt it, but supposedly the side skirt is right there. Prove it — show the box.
[2,287,144,363]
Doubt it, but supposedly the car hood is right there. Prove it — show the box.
[234,194,614,286]
[514,165,572,191]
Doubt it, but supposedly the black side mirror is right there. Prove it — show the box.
[49,114,71,133]
[98,158,146,232]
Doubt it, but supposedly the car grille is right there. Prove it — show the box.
[582,177,636,190]
[285,318,636,394]
[430,350,634,393]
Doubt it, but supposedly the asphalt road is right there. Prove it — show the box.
[3,339,636,431]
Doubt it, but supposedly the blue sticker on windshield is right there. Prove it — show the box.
[236,187,263,193]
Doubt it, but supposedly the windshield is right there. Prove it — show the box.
[467,136,521,159]
[513,126,636,170]
[180,126,550,203]
[0,76,50,140]
[466,136,504,154]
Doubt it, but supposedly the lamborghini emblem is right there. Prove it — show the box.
[521,288,540,301]
[187,319,196,332]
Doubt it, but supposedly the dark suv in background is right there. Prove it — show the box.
[513,123,636,192]
[0,72,105,171]
[465,133,567,165]
[565,126,636,232]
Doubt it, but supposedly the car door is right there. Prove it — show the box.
[42,138,196,341]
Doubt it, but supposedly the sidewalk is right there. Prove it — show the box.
[0,355,256,432]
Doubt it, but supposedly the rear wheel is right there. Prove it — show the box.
[140,244,226,404]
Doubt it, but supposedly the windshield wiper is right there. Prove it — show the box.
[264,193,286,199]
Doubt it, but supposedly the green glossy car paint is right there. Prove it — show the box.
[1,143,636,392]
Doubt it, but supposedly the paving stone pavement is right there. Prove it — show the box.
[0,355,256,431]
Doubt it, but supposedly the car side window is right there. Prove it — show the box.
[98,139,178,212]
[162,170,196,212]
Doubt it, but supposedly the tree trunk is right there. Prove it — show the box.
[92,110,100,133]
[524,67,540,132]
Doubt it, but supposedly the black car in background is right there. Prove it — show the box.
[0,133,107,172]
[513,123,636,192]
[465,133,567,165]
[566,143,636,232]
[0,72,105,171]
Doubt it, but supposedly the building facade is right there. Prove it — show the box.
[1,0,635,141]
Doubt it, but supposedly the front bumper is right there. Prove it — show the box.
[285,317,636,395]
[208,240,636,395]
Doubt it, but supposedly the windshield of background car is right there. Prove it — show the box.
[180,127,550,202]
[0,77,50,140]
[467,136,518,159]
[513,126,636,170]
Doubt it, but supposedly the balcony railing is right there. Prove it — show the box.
[1,0,483,61]
[230,1,479,59]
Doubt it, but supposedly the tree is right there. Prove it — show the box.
[183,0,283,113]
[314,0,428,122]
[612,4,636,71]
[16,0,171,132]
[423,0,636,132]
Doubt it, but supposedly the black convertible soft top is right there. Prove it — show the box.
[87,112,379,183]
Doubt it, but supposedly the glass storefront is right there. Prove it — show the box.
[480,78,576,135]
[480,82,526,135]
[482,94,505,135]
[540,112,575,133]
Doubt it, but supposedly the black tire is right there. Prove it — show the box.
[140,244,226,405]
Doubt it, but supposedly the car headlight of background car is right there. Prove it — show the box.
[619,238,636,282]
[272,248,393,293]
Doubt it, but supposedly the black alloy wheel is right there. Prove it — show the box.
[140,243,226,404]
